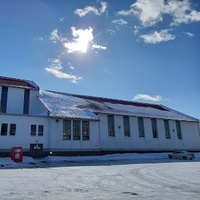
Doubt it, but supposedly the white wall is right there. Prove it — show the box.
[0,86,47,116]
[98,114,200,151]
[0,115,49,151]
[49,118,100,152]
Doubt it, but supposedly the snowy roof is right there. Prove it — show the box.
[0,76,39,90]
[38,90,199,122]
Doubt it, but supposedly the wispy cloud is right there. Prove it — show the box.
[133,94,163,102]
[92,44,107,50]
[184,32,194,37]
[140,29,176,44]
[112,18,128,26]
[50,29,64,43]
[117,0,200,27]
[74,1,107,17]
[45,58,82,83]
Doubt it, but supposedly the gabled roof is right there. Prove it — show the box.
[0,76,39,90]
[39,90,199,122]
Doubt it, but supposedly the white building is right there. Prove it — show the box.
[0,76,199,157]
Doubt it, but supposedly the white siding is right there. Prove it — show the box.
[98,114,200,152]
[49,118,100,151]
[0,115,49,151]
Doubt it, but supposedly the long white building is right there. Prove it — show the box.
[0,76,199,157]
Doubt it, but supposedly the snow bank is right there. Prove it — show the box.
[1,152,199,169]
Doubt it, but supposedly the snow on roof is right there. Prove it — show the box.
[38,90,198,122]
[0,76,39,90]
[39,90,99,120]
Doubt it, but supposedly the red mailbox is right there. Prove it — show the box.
[10,147,23,162]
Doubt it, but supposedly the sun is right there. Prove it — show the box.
[63,27,94,53]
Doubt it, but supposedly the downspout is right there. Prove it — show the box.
[198,120,200,151]
[47,111,51,155]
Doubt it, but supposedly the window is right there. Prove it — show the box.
[38,125,44,136]
[23,89,30,114]
[123,116,130,137]
[31,125,36,136]
[82,121,90,140]
[138,117,145,137]
[176,121,182,140]
[10,124,16,136]
[1,87,8,113]
[73,120,80,140]
[151,118,158,138]
[1,123,8,136]
[108,115,115,137]
[164,120,170,139]
[63,120,71,140]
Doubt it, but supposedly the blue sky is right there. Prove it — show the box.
[0,0,200,119]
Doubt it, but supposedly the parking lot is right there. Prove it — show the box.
[0,153,200,200]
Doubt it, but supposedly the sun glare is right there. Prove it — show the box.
[63,27,94,53]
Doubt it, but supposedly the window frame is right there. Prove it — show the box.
[73,120,80,140]
[1,123,8,136]
[108,115,115,137]
[63,120,71,140]
[9,124,16,136]
[164,120,170,139]
[176,121,182,140]
[38,125,44,136]
[82,121,90,141]
[151,118,158,138]
[123,116,130,137]
[23,89,30,114]
[138,117,145,138]
[31,124,37,136]
[1,86,8,113]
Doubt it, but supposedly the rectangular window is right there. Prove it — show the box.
[176,121,182,140]
[38,125,44,136]
[108,115,115,137]
[73,120,80,140]
[138,117,145,137]
[123,116,130,137]
[31,125,36,136]
[1,87,8,113]
[1,123,8,136]
[10,124,16,136]
[151,118,158,138]
[63,120,71,140]
[23,89,30,114]
[164,120,170,139]
[82,121,90,140]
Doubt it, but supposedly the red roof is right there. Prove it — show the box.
[0,76,39,90]
[72,94,168,111]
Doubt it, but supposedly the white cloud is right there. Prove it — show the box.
[118,0,165,27]
[184,32,194,37]
[166,0,200,26]
[133,94,163,102]
[50,27,107,54]
[117,0,200,27]
[92,44,107,50]
[140,29,176,44]
[107,29,116,36]
[45,58,82,83]
[62,27,94,53]
[50,29,64,43]
[133,25,141,35]
[74,1,107,17]
[112,18,128,25]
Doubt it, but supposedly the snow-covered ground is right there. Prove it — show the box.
[0,152,200,200]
